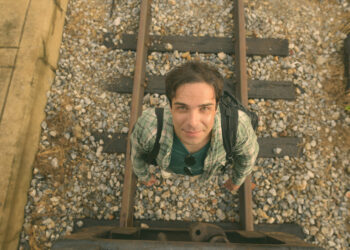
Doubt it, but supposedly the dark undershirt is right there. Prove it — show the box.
[167,133,210,175]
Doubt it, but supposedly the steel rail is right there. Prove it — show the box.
[119,0,152,228]
[234,0,254,231]
[345,34,350,93]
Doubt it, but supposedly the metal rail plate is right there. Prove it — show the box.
[52,223,323,250]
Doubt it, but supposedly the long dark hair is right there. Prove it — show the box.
[165,61,224,107]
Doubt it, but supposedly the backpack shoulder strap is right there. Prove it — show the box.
[219,91,258,159]
[219,95,239,158]
[145,107,164,164]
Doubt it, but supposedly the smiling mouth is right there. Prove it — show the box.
[183,130,201,137]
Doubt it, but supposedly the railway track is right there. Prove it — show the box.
[51,0,323,249]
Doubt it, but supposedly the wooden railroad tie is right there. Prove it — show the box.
[106,76,296,100]
[92,132,301,158]
[104,34,289,57]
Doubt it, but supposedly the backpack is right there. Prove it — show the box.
[144,91,258,164]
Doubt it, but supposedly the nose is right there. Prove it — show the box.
[187,110,200,128]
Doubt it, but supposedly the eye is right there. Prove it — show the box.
[200,106,211,111]
[176,106,187,111]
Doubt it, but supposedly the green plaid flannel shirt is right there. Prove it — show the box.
[130,105,259,185]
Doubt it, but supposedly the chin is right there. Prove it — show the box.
[182,135,206,145]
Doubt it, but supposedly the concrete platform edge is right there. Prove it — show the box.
[0,0,69,249]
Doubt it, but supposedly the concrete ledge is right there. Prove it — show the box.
[0,68,12,113]
[0,0,69,249]
[0,48,17,67]
[0,0,30,47]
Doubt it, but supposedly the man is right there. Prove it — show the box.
[130,61,259,192]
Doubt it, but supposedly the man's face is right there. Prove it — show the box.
[170,82,217,152]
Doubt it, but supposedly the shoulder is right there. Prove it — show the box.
[130,108,159,152]
[135,108,157,126]
[234,110,258,153]
[238,110,252,124]
[132,108,158,137]
[237,110,255,137]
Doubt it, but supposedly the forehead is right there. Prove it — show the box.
[173,82,215,104]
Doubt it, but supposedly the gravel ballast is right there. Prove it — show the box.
[19,0,350,249]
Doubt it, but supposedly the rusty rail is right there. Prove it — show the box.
[345,34,350,94]
[119,0,152,228]
[234,0,254,231]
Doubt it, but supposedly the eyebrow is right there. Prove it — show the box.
[173,102,214,107]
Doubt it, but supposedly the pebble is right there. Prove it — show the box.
[316,56,327,66]
[41,121,47,130]
[307,170,314,179]
[218,52,226,60]
[273,147,282,154]
[141,223,149,229]
[50,158,59,168]
[76,221,84,227]
[170,211,176,220]
[121,127,129,133]
[165,43,173,50]
[155,196,161,203]
[113,17,121,26]
[345,191,350,199]
[310,226,318,236]
[269,188,277,196]
[49,131,57,137]
[216,209,226,220]
[42,218,55,230]
[286,194,295,204]
[155,209,162,218]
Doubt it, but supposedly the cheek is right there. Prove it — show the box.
[201,112,216,127]
[172,113,186,128]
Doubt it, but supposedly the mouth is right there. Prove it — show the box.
[183,130,201,137]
